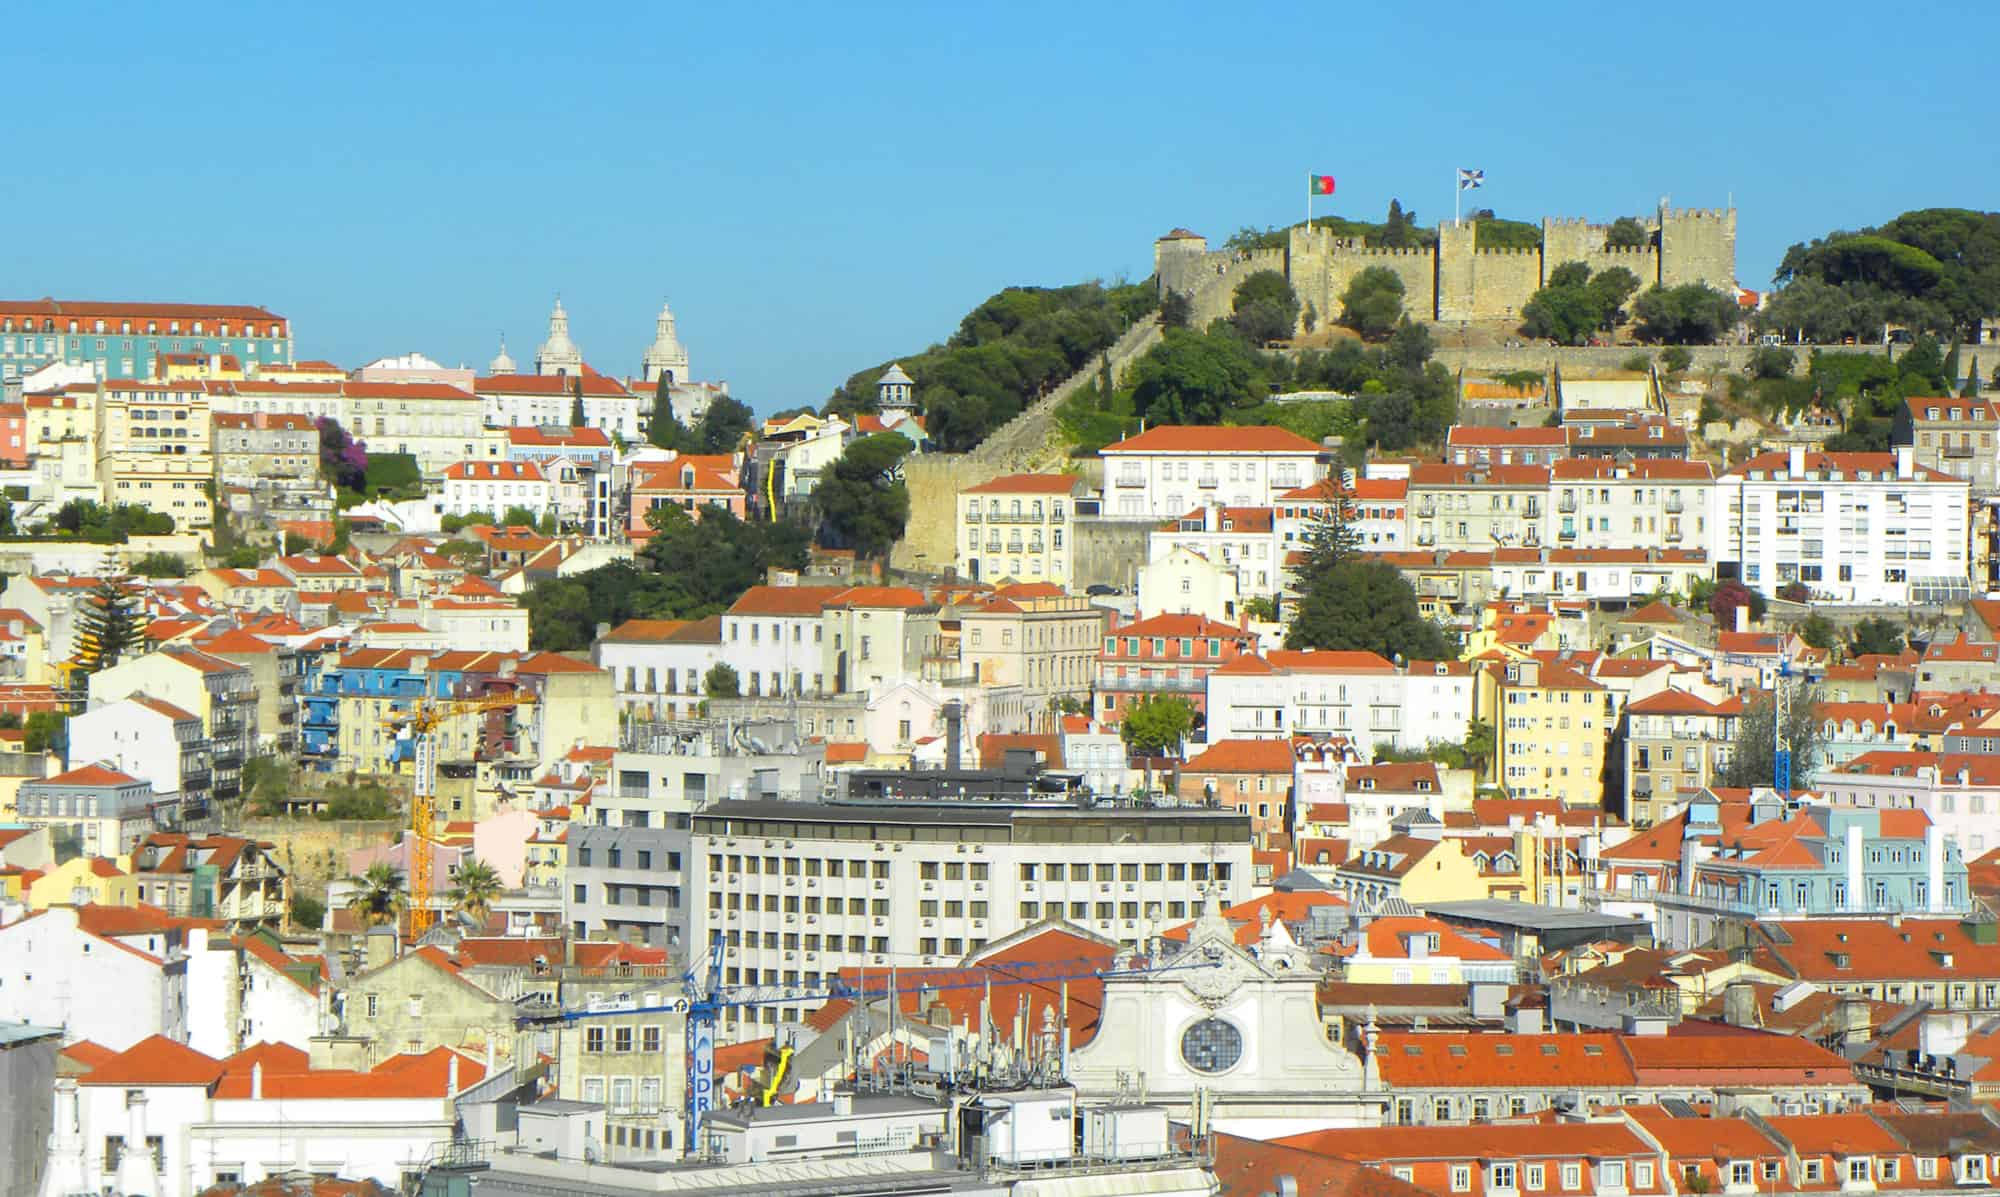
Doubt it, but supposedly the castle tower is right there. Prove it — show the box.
[1657,204,1738,294]
[877,363,915,412]
[641,299,690,385]
[535,297,584,377]
[487,333,517,375]
[1434,220,1478,323]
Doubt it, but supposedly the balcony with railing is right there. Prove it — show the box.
[1115,470,1145,488]
[1664,493,1685,513]
[965,507,982,523]
[1097,672,1203,693]
[1558,493,1577,513]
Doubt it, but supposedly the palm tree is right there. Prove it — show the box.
[450,858,505,923]
[346,862,407,928]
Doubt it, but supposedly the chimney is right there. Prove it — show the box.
[118,1091,155,1197]
[1895,445,1915,480]
[448,1053,460,1094]
[1787,445,1806,477]
[251,1061,264,1099]
[1721,981,1759,1028]
[944,702,963,772]
[1734,602,1749,634]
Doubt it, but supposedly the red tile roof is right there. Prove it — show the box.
[77,1034,223,1086]
[962,473,1082,495]
[40,763,142,787]
[1183,738,1297,774]
[1102,425,1321,453]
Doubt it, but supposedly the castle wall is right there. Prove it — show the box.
[1436,215,1545,322]
[1159,205,1737,331]
[1287,227,1436,330]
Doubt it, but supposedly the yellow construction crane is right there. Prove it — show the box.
[381,692,535,936]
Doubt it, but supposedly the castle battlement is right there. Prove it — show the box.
[1163,201,1735,329]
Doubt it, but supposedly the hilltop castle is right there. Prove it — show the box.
[1155,202,1737,328]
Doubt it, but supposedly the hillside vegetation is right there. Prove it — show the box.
[823,281,1156,452]
[1764,208,2000,342]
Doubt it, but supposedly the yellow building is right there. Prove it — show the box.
[25,856,137,909]
[157,351,246,381]
[94,380,215,529]
[1476,657,1609,808]
[1461,602,1565,661]
[1330,833,1488,906]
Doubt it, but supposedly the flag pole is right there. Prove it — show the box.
[1306,172,1312,234]
[1454,168,1460,228]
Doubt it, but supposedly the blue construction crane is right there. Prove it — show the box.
[525,932,1225,1152]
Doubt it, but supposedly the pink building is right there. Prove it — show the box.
[629,453,745,535]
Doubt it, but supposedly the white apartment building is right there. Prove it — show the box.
[1484,548,1715,604]
[594,617,724,722]
[68,695,206,800]
[1147,505,1284,600]
[1717,447,1971,605]
[1275,476,1408,556]
[1136,544,1244,623]
[440,459,554,518]
[475,373,644,442]
[1406,463,1550,551]
[1203,651,1475,753]
[689,799,1253,1038]
[721,585,851,699]
[1101,425,1325,518]
[1549,457,1714,550]
[956,473,1086,585]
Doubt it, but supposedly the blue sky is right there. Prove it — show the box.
[5,3,1986,412]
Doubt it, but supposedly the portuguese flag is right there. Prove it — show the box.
[1310,175,1336,195]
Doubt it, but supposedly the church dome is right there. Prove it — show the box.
[642,299,690,385]
[487,335,517,375]
[535,297,583,376]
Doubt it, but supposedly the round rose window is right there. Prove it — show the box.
[1180,1018,1243,1073]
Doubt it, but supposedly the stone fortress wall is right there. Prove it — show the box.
[1158,203,1737,329]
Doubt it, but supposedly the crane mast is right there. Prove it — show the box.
[382,692,535,936]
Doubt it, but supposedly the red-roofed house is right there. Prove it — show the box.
[1177,738,1298,845]
[1096,612,1255,725]
[628,452,744,532]
[1622,687,1744,827]
[1343,915,1512,985]
[440,458,553,519]
[1101,425,1326,518]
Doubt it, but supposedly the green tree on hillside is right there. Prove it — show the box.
[1339,268,1406,340]
[1633,284,1742,345]
[1287,557,1449,661]
[73,580,145,675]
[1231,271,1300,344]
[1720,685,1825,792]
[815,433,913,559]
[648,378,689,450]
[1520,264,1640,346]
[1606,217,1651,249]
[1120,695,1195,795]
[695,396,755,454]
[1848,616,1905,658]
[1127,328,1268,425]
[705,662,741,699]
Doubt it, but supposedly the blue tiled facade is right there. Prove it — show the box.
[0,302,292,382]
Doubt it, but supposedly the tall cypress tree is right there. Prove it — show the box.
[570,376,588,429]
[72,580,144,675]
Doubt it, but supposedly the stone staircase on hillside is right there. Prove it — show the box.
[969,316,1164,472]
